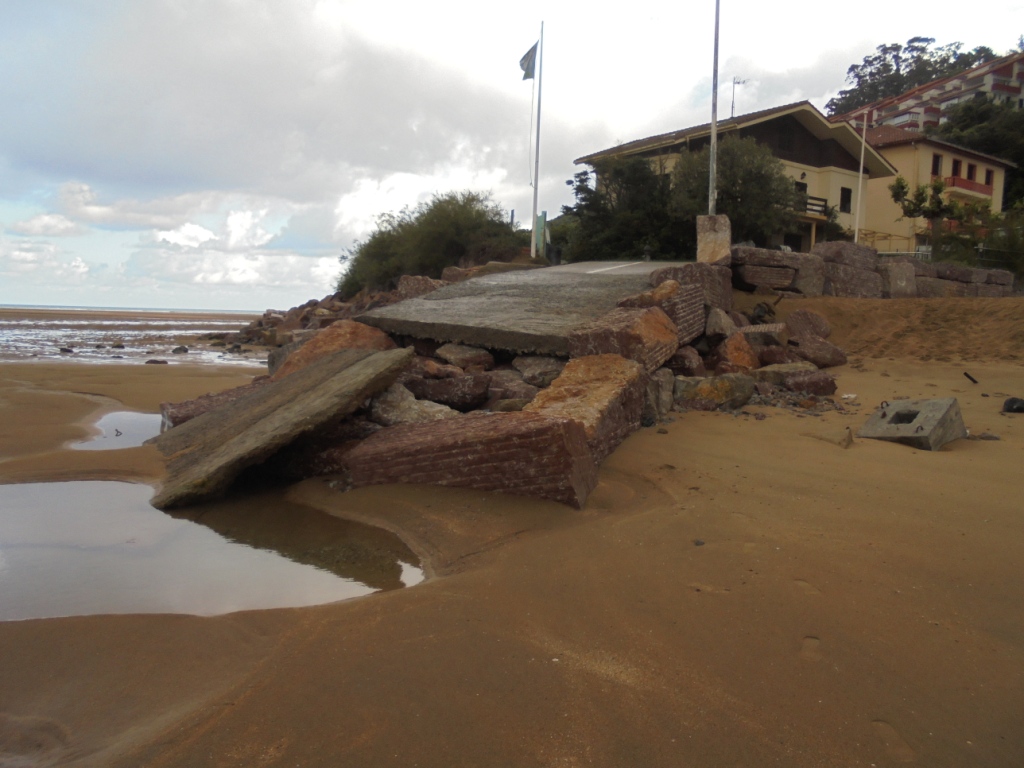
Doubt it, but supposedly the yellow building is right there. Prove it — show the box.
[575,102,896,252]
[859,125,1015,254]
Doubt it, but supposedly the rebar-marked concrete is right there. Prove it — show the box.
[357,262,696,355]
[857,397,967,451]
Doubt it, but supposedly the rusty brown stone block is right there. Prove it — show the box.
[567,307,678,374]
[402,373,491,411]
[341,411,598,508]
[525,354,645,462]
[709,333,760,372]
[650,263,732,312]
[618,280,705,346]
[737,265,796,290]
[272,320,397,380]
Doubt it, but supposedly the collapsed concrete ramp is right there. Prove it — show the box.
[151,347,413,509]
[357,262,694,355]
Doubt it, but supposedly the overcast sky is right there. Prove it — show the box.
[1,1,1019,310]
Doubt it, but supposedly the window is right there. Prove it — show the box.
[794,181,808,195]
[967,163,977,181]
[840,187,853,214]
[952,159,962,177]
[985,169,994,186]
[931,154,943,176]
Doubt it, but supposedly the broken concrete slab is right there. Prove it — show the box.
[150,347,414,509]
[341,411,598,508]
[857,397,967,451]
[356,262,694,356]
[525,354,645,462]
[567,306,678,373]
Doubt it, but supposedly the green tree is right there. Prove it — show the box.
[336,191,525,298]
[671,135,804,246]
[889,175,991,260]
[826,37,1000,116]
[559,156,684,261]
[928,100,1024,207]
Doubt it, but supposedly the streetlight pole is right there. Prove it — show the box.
[731,77,747,118]
[708,0,720,216]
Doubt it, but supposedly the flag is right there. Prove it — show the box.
[519,42,538,80]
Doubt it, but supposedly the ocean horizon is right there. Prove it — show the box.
[0,303,261,315]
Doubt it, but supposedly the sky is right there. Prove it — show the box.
[1,1,1020,310]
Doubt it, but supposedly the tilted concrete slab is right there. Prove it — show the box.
[857,397,967,451]
[356,262,695,355]
[151,347,413,509]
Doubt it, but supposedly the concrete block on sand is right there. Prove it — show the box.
[567,306,678,374]
[525,354,645,462]
[341,411,598,508]
[150,347,413,509]
[696,214,731,263]
[857,397,967,451]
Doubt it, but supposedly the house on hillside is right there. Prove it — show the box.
[859,125,1015,253]
[575,101,896,253]
[830,51,1024,132]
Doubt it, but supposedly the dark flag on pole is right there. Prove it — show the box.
[520,42,538,80]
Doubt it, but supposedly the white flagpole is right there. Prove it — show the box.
[530,22,544,261]
[708,0,720,216]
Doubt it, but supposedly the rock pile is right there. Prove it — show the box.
[155,259,852,511]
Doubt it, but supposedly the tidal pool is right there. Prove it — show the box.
[71,411,163,450]
[0,481,422,621]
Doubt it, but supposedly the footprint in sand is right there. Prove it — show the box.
[799,636,822,662]
[872,720,916,762]
[794,579,821,596]
[0,713,70,766]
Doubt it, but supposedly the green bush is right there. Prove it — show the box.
[336,191,526,298]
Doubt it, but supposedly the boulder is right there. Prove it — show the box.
[619,280,705,345]
[788,334,848,368]
[969,283,1009,298]
[933,262,974,283]
[370,382,461,426]
[664,346,706,377]
[410,356,465,379]
[705,307,738,339]
[402,373,491,412]
[781,370,837,396]
[986,269,1014,287]
[916,277,967,298]
[751,362,818,386]
[811,241,879,272]
[525,354,645,462]
[709,333,759,372]
[341,411,598,508]
[435,343,495,370]
[823,263,883,298]
[650,263,733,312]
[512,355,567,387]
[759,345,805,366]
[673,373,755,411]
[395,274,447,300]
[567,306,678,374]
[878,262,917,298]
[791,254,825,297]
[271,320,397,380]
[488,369,540,401]
[784,309,831,340]
[643,368,676,424]
[151,347,414,509]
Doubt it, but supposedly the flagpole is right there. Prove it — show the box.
[708,0,720,216]
[530,22,544,261]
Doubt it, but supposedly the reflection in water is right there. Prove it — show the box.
[0,481,422,621]
[71,411,163,451]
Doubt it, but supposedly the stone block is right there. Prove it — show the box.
[271,320,397,380]
[567,307,678,374]
[970,283,1008,298]
[759,345,805,366]
[673,373,755,411]
[878,262,917,298]
[525,354,645,462]
[788,334,848,368]
[857,397,967,451]
[435,343,495,370]
[737,265,796,290]
[784,309,831,339]
[880,255,937,278]
[697,214,731,263]
[811,241,879,272]
[370,382,461,426]
[643,368,676,424]
[151,347,414,509]
[402,373,491,411]
[341,411,598,508]
[709,333,759,372]
[916,277,967,298]
[792,254,826,297]
[487,369,540,401]
[933,262,974,283]
[985,269,1014,287]
[705,307,738,339]
[823,263,883,298]
[650,263,732,312]
[512,356,567,387]
[781,370,837,395]
[664,346,706,377]
[750,362,818,386]
[619,280,706,346]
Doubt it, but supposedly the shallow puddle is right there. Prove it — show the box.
[71,411,163,450]
[0,481,422,621]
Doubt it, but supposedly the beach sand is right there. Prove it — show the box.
[1,298,1023,767]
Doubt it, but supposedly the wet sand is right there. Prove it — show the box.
[1,299,1023,766]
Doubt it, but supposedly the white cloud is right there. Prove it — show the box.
[156,222,218,248]
[225,210,273,250]
[0,240,92,283]
[7,213,87,237]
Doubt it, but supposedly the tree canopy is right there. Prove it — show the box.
[335,191,525,298]
[928,100,1024,206]
[825,37,1000,116]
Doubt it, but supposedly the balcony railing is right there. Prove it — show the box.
[803,195,829,216]
[944,176,993,195]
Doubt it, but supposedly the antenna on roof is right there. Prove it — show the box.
[731,77,748,118]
